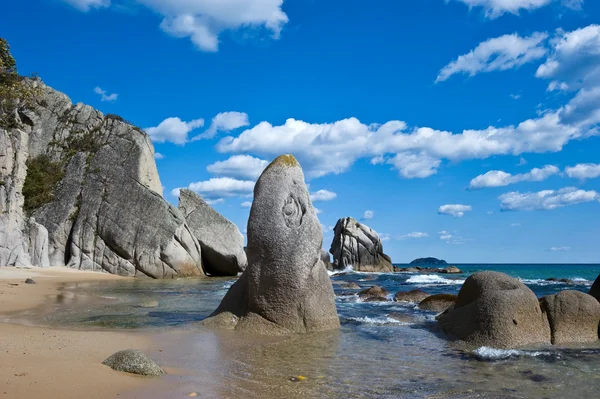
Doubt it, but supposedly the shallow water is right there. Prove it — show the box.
[7,264,600,398]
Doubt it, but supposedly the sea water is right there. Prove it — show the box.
[10,264,600,398]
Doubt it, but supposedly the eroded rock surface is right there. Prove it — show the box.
[437,271,551,348]
[1,80,204,277]
[178,189,246,276]
[329,217,393,272]
[201,155,340,335]
[540,290,600,345]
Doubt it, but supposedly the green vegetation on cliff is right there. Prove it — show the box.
[22,155,64,216]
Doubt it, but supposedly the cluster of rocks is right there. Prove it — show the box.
[437,271,600,348]
[0,80,246,278]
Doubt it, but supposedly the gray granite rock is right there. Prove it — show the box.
[201,155,340,334]
[1,80,204,277]
[437,271,551,349]
[0,127,30,267]
[540,290,600,345]
[329,217,393,272]
[178,189,246,276]
[102,349,164,376]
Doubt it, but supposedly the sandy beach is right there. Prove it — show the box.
[0,267,159,399]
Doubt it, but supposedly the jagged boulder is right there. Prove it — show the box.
[329,217,393,272]
[0,80,204,278]
[178,189,246,276]
[540,290,600,345]
[201,155,340,334]
[438,271,551,348]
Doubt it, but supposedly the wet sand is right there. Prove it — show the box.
[0,267,159,399]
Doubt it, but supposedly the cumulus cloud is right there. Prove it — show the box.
[192,112,250,140]
[206,155,269,180]
[565,163,600,180]
[469,165,559,189]
[310,189,337,202]
[154,152,165,160]
[499,187,599,211]
[362,210,374,220]
[438,204,473,217]
[387,152,442,178]
[536,25,600,90]
[398,232,429,240]
[436,33,548,82]
[65,0,288,51]
[217,109,592,179]
[94,87,118,102]
[241,201,252,207]
[550,246,571,252]
[145,117,204,145]
[448,0,581,19]
[172,177,255,200]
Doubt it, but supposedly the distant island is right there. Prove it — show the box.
[410,257,448,266]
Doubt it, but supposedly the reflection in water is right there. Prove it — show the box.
[8,273,600,398]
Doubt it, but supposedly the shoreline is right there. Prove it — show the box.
[0,266,162,399]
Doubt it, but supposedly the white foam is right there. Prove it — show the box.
[328,265,354,276]
[406,274,465,285]
[347,316,411,325]
[222,281,234,289]
[472,346,550,360]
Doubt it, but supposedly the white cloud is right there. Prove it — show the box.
[449,0,580,19]
[63,0,110,12]
[94,87,118,102]
[387,152,442,178]
[499,186,599,211]
[438,204,473,217]
[362,210,374,220]
[380,233,391,242]
[469,165,559,188]
[565,163,600,180]
[139,0,287,51]
[205,198,225,205]
[206,155,269,179]
[241,201,252,208]
[310,189,337,202]
[510,93,522,99]
[436,32,548,82]
[172,177,255,199]
[154,152,165,159]
[438,230,469,244]
[536,25,600,90]
[216,108,592,180]
[211,24,600,181]
[145,117,204,145]
[192,112,250,140]
[550,246,571,252]
[517,156,528,166]
[398,232,429,240]
[314,207,323,215]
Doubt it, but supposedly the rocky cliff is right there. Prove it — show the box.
[0,79,204,277]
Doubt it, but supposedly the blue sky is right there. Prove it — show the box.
[3,0,600,263]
